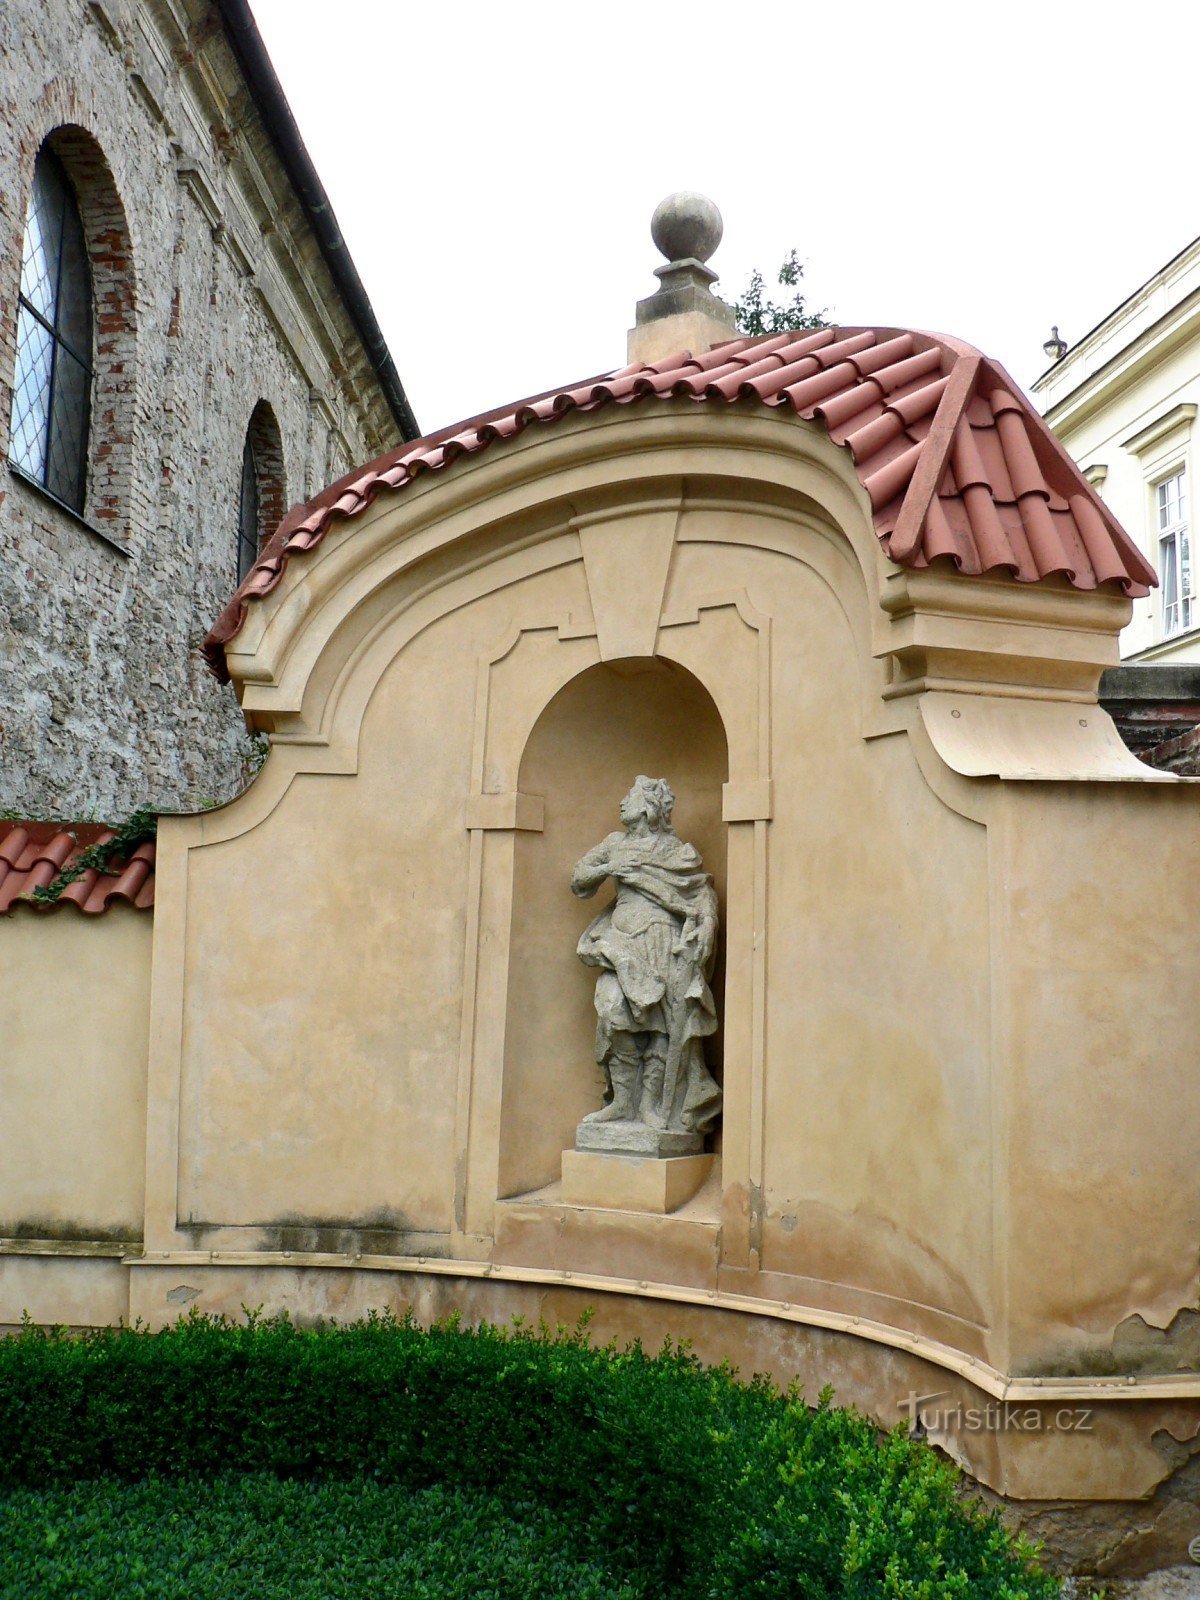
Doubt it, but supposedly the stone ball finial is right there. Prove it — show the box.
[650,192,723,265]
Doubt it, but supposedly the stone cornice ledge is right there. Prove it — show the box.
[877,570,1186,779]
[879,569,1130,699]
[1039,283,1200,434]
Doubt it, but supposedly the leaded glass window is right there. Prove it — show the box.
[237,432,260,584]
[9,147,93,512]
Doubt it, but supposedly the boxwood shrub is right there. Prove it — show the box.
[0,1309,1060,1598]
[0,1476,638,1599]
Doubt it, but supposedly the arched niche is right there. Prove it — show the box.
[498,657,729,1200]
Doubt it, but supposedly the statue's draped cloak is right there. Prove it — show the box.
[576,830,721,1133]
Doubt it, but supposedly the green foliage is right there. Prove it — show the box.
[734,249,828,337]
[0,1312,1059,1599]
[29,808,157,905]
[0,1477,636,1599]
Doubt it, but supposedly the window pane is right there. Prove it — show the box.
[9,146,93,511]
[9,304,53,480]
[46,345,90,509]
[1161,533,1179,632]
[55,192,92,362]
[237,436,260,583]
[19,152,67,321]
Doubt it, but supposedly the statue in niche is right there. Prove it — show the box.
[571,776,721,1156]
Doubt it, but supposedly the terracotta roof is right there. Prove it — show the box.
[203,326,1157,682]
[0,823,156,915]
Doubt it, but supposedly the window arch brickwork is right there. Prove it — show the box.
[48,126,138,540]
[4,125,138,541]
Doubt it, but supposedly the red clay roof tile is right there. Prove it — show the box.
[201,326,1157,682]
[0,823,156,916]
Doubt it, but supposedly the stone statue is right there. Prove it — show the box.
[571,776,721,1156]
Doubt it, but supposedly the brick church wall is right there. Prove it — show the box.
[0,0,405,816]
[1099,664,1200,777]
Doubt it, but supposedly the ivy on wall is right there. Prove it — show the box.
[30,809,157,905]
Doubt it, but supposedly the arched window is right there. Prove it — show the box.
[9,146,93,512]
[237,431,260,584]
[236,402,285,584]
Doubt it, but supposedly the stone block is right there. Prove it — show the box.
[575,1118,703,1157]
[562,1149,713,1215]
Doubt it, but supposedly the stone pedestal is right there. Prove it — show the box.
[575,1118,702,1158]
[562,1148,713,1215]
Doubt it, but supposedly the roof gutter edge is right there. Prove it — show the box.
[213,0,419,442]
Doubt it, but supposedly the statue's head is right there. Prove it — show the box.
[619,775,675,833]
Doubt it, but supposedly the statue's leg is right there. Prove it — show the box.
[581,1033,640,1123]
[638,1034,669,1130]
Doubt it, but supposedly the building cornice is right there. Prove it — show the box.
[210,0,418,443]
[1036,233,1200,435]
[1037,278,1200,436]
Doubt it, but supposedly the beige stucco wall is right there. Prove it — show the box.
[999,780,1200,1369]
[0,903,150,1241]
[157,443,1001,1351]
[3,404,1197,1524]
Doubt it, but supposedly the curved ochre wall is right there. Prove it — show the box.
[2,407,1197,1533]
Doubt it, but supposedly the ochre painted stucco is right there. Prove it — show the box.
[2,403,1197,1532]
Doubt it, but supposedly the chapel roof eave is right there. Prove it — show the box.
[201,326,1156,685]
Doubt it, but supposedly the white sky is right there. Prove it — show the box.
[250,0,1200,439]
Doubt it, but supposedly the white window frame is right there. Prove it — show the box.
[1155,466,1191,637]
[1122,403,1196,649]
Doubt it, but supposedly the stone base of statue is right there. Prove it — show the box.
[575,1118,703,1158]
[562,1147,713,1215]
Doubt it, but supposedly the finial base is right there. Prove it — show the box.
[627,303,738,366]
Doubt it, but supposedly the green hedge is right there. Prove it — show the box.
[0,1477,637,1599]
[0,1310,1059,1599]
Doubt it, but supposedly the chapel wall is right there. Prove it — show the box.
[997,780,1200,1373]
[169,551,600,1253]
[0,903,150,1287]
[158,487,1001,1364]
[37,408,1189,1517]
[0,0,403,817]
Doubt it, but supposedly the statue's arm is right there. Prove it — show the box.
[676,884,719,967]
[571,833,621,898]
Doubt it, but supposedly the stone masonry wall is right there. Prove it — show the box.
[1099,664,1200,778]
[0,0,404,817]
